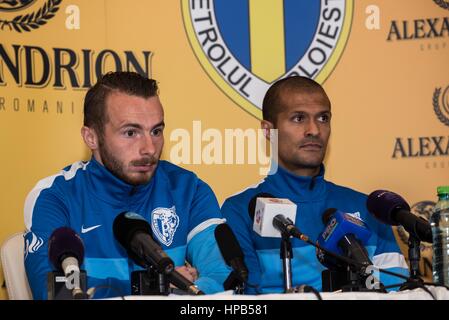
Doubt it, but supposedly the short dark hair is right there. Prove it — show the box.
[83,71,159,134]
[262,76,329,123]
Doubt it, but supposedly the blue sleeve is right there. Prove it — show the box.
[24,186,69,300]
[187,225,232,294]
[185,178,232,293]
[372,224,410,291]
[187,178,222,230]
[221,198,262,294]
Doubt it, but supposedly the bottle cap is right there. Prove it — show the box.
[437,186,449,195]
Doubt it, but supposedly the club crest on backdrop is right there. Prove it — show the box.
[182,0,353,119]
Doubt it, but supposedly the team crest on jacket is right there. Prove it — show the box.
[182,0,353,118]
[151,206,179,246]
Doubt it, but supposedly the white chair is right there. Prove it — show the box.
[1,232,32,300]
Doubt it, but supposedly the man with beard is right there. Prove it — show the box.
[221,76,409,294]
[24,71,231,299]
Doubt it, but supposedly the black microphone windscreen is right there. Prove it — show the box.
[113,212,151,250]
[48,227,84,270]
[366,190,411,226]
[247,192,274,220]
[322,208,338,225]
[214,224,244,263]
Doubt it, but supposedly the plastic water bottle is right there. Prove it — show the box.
[431,185,449,286]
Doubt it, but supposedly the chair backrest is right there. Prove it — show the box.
[1,232,32,300]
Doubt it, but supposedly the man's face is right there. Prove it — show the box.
[263,89,331,176]
[95,91,165,185]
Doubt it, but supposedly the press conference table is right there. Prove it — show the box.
[114,286,449,300]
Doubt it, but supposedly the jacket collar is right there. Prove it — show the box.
[86,157,155,206]
[265,163,327,202]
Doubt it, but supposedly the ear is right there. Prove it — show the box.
[81,126,99,150]
[261,120,274,141]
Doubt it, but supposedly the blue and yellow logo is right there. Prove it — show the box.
[182,0,353,119]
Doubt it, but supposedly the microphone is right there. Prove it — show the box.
[214,223,248,290]
[113,212,204,295]
[113,211,175,274]
[272,214,304,239]
[48,227,87,299]
[317,208,373,272]
[248,193,301,292]
[366,190,432,243]
[249,193,298,238]
[248,195,371,269]
[248,197,406,290]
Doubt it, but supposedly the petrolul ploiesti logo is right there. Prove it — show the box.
[182,0,353,119]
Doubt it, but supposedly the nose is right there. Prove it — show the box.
[139,134,156,156]
[305,119,320,137]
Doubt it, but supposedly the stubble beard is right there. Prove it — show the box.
[98,137,159,186]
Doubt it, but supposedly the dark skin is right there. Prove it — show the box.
[261,88,332,177]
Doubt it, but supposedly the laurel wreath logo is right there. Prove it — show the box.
[0,0,61,33]
[433,87,449,127]
[433,0,449,10]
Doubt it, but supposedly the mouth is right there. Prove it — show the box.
[300,143,322,150]
[131,160,157,173]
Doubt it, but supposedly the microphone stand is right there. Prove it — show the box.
[156,270,170,295]
[341,266,373,292]
[287,227,411,292]
[280,232,294,293]
[223,271,245,294]
[399,234,424,291]
[131,266,169,295]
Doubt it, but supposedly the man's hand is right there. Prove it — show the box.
[174,265,198,283]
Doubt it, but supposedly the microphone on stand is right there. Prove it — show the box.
[214,223,248,292]
[113,212,204,295]
[316,209,382,292]
[48,227,88,299]
[366,190,432,243]
[367,190,432,291]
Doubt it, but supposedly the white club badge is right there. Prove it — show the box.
[150,206,179,247]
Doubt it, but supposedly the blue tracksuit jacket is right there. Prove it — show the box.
[221,165,409,294]
[24,158,231,299]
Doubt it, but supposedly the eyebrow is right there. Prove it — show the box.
[120,121,165,131]
[289,110,331,115]
[152,121,166,130]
